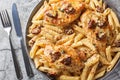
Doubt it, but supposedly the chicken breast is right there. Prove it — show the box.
[43,0,85,26]
[43,45,84,75]
[80,10,117,54]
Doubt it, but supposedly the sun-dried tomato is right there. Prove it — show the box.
[50,52,61,62]
[31,26,41,34]
[61,56,72,66]
[88,20,96,29]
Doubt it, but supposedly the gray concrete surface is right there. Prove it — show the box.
[0,0,50,80]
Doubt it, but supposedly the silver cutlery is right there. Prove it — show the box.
[0,10,23,80]
[12,3,34,77]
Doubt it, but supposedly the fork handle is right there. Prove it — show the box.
[20,38,34,77]
[9,37,23,80]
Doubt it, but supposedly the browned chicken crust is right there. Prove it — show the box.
[43,0,85,26]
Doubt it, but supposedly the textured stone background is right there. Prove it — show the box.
[0,0,120,80]
[0,0,50,80]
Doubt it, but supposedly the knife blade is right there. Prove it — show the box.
[12,3,34,77]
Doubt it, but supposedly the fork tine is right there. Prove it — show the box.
[5,10,11,26]
[3,10,9,27]
[0,10,11,27]
[0,11,6,27]
[2,10,8,27]
[0,10,8,27]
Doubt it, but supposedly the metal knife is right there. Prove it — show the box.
[12,3,34,77]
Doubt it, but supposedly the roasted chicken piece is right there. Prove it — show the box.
[43,45,84,75]
[43,0,85,26]
[80,10,117,54]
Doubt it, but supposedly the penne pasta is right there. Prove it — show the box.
[85,54,99,67]
[30,42,39,59]
[96,66,107,74]
[87,62,99,80]
[85,0,90,4]
[104,8,111,16]
[29,24,37,33]
[42,28,59,36]
[36,48,44,55]
[92,0,100,7]
[74,33,84,43]
[71,40,83,48]
[34,56,41,68]
[49,0,60,4]
[27,33,35,38]
[32,20,43,25]
[27,0,120,79]
[73,24,85,35]
[39,66,58,74]
[116,33,120,40]
[99,0,103,7]
[94,70,106,79]
[59,75,80,80]
[32,1,49,21]
[41,31,53,41]
[99,55,110,65]
[44,24,63,33]
[111,10,120,27]
[111,47,120,52]
[81,66,89,80]
[36,40,51,47]
[89,0,96,10]
[56,33,75,45]
[28,34,42,46]
[63,39,73,46]
[108,14,115,30]
[102,2,106,10]
[82,39,96,51]
[107,52,120,71]
[106,46,112,62]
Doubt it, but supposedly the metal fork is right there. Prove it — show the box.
[0,10,23,80]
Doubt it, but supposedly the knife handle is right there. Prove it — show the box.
[20,38,34,77]
[9,37,23,80]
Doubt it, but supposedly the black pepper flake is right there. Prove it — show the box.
[61,56,72,66]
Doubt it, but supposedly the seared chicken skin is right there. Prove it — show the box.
[43,0,85,26]
[80,10,116,54]
[43,45,84,75]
